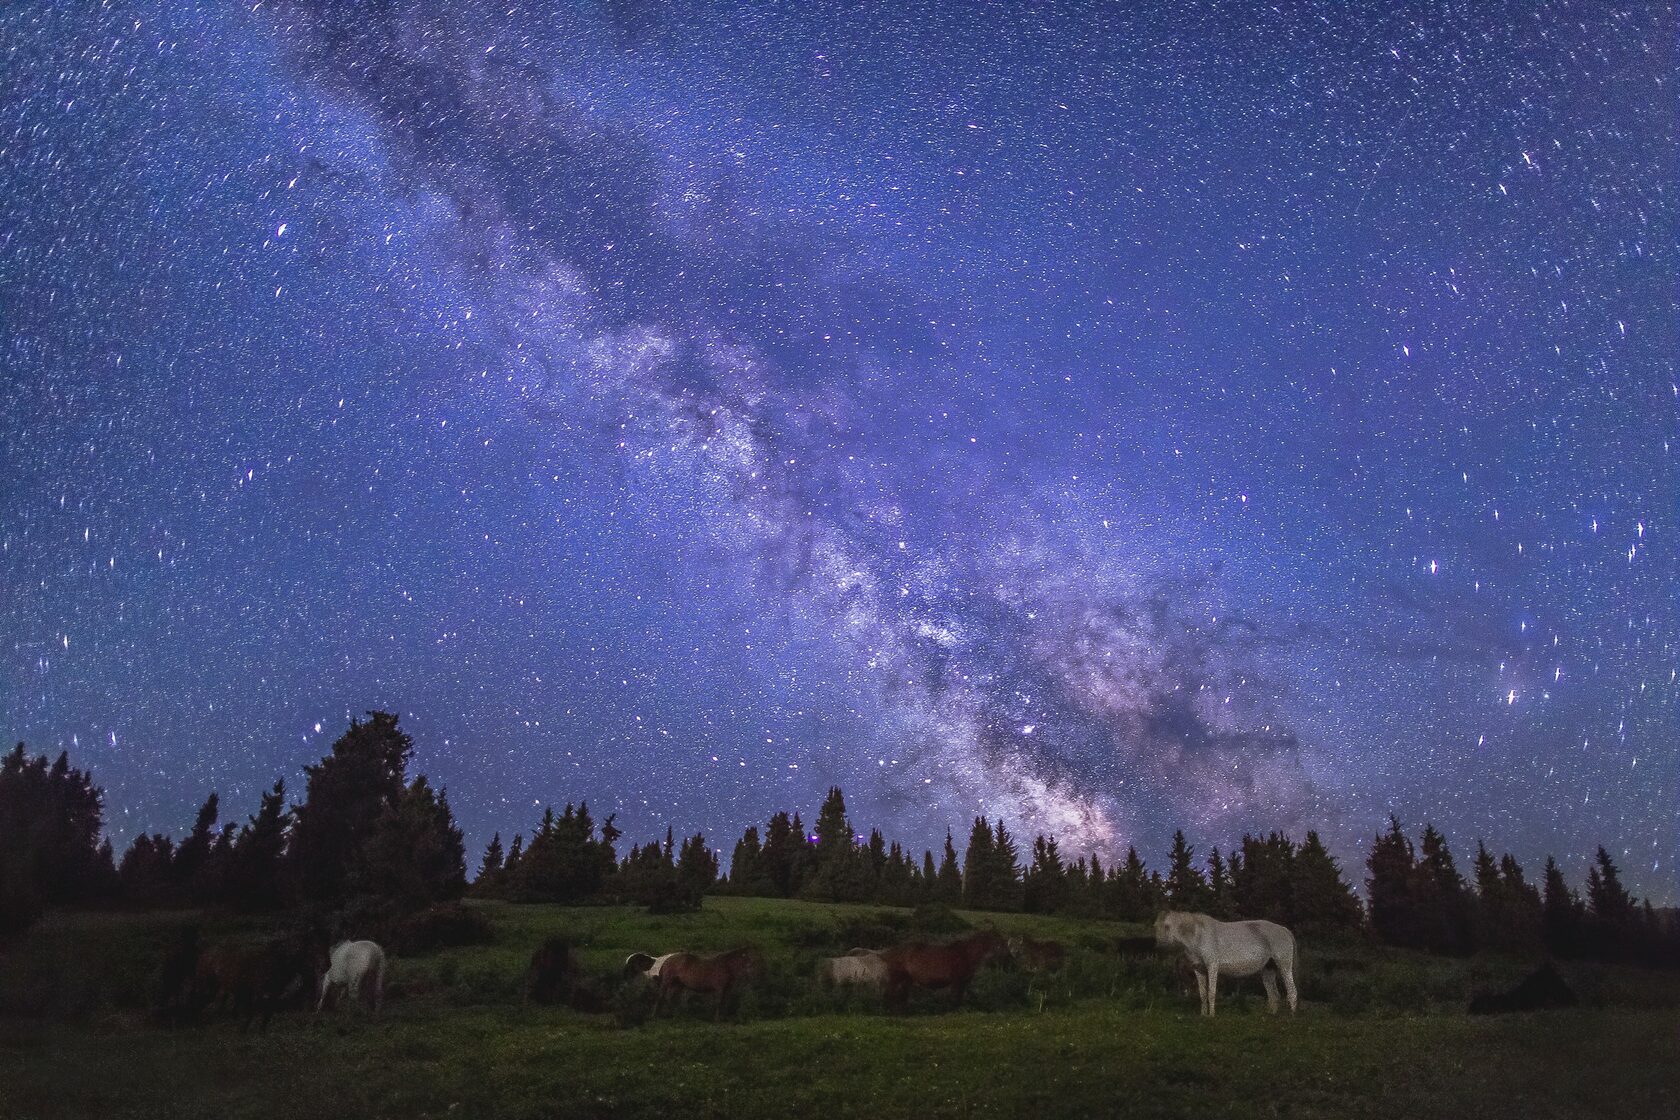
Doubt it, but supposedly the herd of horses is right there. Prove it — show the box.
[608,912,1300,1020]
[157,927,388,1032]
[157,911,1308,1030]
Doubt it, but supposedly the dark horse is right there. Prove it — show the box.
[191,932,322,1031]
[879,930,1010,1008]
[524,936,581,1006]
[654,947,763,1021]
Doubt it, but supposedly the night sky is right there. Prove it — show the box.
[2,1,1674,899]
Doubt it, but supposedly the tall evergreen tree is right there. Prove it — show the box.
[0,743,112,931]
[989,819,1024,910]
[1165,830,1208,910]
[1414,824,1474,955]
[1206,847,1233,917]
[1541,855,1584,957]
[172,793,220,902]
[230,780,290,912]
[287,711,413,905]
[962,817,997,908]
[357,776,467,908]
[728,825,765,895]
[1113,846,1152,920]
[475,833,505,888]
[1366,816,1417,949]
[936,830,963,904]
[806,788,868,901]
[1291,831,1362,932]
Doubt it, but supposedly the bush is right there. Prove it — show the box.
[384,902,494,956]
[908,903,971,936]
[611,974,657,1028]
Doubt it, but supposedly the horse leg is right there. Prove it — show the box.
[1193,968,1207,1016]
[1262,968,1280,1014]
[1205,963,1219,1018]
[1282,965,1298,1013]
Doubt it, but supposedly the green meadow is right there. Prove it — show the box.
[3,897,1677,1119]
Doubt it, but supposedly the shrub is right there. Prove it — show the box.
[384,902,494,956]
[908,903,971,936]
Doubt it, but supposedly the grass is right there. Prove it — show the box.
[2,897,1678,1119]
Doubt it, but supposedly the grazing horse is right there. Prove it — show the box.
[654,947,763,1020]
[193,934,319,1031]
[817,948,887,989]
[878,930,1010,1008]
[317,940,387,1014]
[1155,911,1297,1017]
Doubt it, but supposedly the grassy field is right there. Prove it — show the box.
[3,897,1678,1119]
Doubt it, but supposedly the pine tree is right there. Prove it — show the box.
[287,711,413,905]
[357,776,467,908]
[990,819,1024,910]
[476,833,505,889]
[1113,846,1151,921]
[1291,831,1362,932]
[1206,847,1232,917]
[1366,816,1417,949]
[806,788,868,901]
[1165,830,1208,910]
[1415,824,1474,954]
[230,780,290,912]
[1541,855,1584,957]
[0,742,111,931]
[172,793,220,902]
[936,830,963,903]
[728,825,765,896]
[677,832,718,896]
[760,811,801,897]
[962,817,996,908]
[1023,834,1067,913]
[1586,846,1636,957]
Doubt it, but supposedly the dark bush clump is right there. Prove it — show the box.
[384,902,494,956]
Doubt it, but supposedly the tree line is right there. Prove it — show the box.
[3,718,1674,969]
[1,712,466,934]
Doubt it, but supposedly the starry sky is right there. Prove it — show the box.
[2,1,1674,899]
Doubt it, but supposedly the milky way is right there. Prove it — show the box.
[1,1,1674,897]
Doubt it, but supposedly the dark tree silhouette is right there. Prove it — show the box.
[287,711,413,906]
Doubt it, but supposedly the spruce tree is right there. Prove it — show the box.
[936,830,963,903]
[1366,816,1417,948]
[230,780,290,912]
[288,711,412,905]
[1291,831,1362,932]
[1165,829,1208,910]
[1541,856,1584,957]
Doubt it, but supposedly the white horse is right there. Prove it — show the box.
[817,948,887,988]
[1155,911,1297,1017]
[317,940,386,1014]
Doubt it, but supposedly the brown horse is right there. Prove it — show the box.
[879,929,1010,1008]
[653,946,763,1021]
[524,936,580,1005]
[192,933,321,1031]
